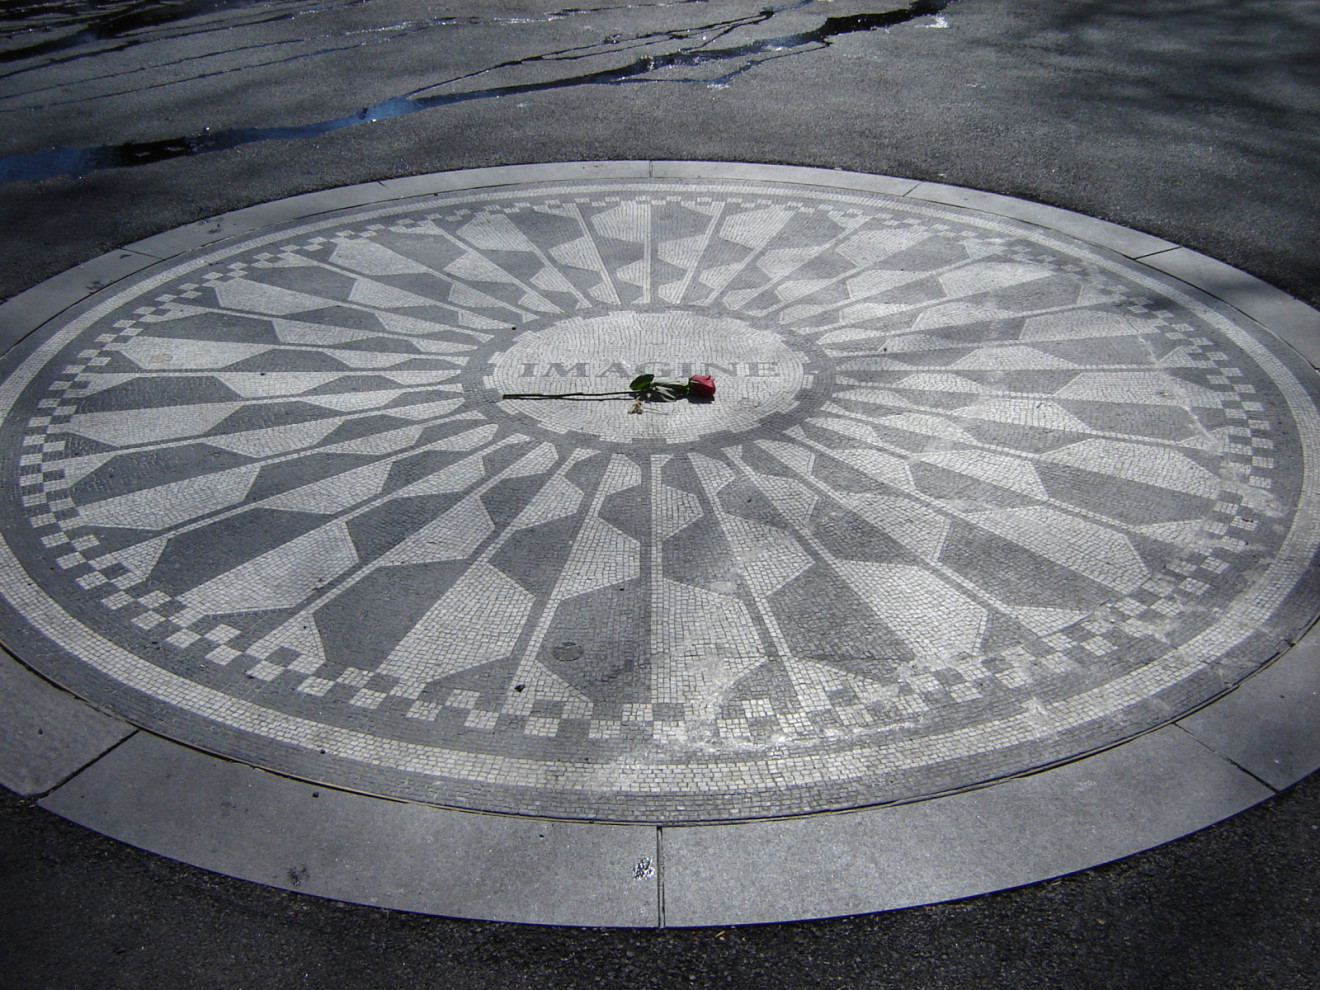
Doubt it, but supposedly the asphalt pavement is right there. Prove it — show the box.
[1,0,1318,986]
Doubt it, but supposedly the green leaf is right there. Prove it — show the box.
[651,384,682,401]
[629,373,654,391]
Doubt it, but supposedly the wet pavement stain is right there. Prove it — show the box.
[0,0,955,183]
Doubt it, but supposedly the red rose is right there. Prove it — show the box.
[688,374,716,399]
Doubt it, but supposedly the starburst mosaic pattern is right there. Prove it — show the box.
[1,178,1317,821]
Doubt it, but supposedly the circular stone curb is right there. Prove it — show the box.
[2,162,1319,927]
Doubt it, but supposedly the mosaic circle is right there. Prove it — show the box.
[1,176,1318,822]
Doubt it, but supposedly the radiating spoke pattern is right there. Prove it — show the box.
[2,177,1317,821]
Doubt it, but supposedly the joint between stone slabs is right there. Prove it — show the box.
[656,825,666,929]
[32,728,139,802]
[1132,246,1180,261]
[1169,722,1281,796]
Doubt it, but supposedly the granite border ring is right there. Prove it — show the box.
[1,162,1319,927]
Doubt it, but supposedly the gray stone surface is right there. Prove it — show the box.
[1179,625,1320,791]
[0,653,132,796]
[39,731,659,927]
[378,161,653,199]
[661,725,1273,927]
[0,249,160,351]
[123,182,397,260]
[653,161,922,197]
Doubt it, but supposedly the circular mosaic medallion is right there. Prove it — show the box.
[1,176,1318,822]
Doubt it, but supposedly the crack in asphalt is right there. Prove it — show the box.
[0,0,370,65]
[0,0,955,184]
[0,0,716,78]
[412,3,810,96]
[5,27,433,107]
[0,0,723,109]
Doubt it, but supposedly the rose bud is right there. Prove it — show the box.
[687,374,716,399]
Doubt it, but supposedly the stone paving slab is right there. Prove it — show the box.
[661,724,1273,927]
[653,161,922,198]
[122,182,401,261]
[0,249,162,352]
[1178,617,1320,792]
[39,730,660,927]
[2,163,1319,925]
[378,162,654,200]
[0,652,132,796]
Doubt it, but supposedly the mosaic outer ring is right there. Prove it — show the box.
[1,168,1319,825]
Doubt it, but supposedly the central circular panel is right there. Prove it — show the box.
[0,174,1317,823]
[488,311,810,442]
